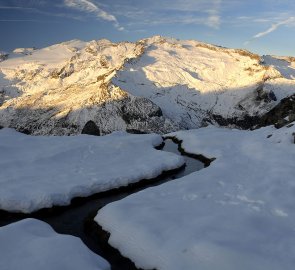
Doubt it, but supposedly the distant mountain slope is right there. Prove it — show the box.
[0,36,294,135]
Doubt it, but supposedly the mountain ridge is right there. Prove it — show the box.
[0,36,294,135]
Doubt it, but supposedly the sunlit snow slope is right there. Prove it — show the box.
[1,36,295,134]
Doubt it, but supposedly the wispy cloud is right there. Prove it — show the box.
[0,6,35,10]
[0,4,85,22]
[206,0,221,29]
[0,19,36,22]
[170,0,222,29]
[0,19,56,23]
[114,0,222,30]
[245,16,295,44]
[253,17,295,38]
[63,0,124,30]
[169,0,222,29]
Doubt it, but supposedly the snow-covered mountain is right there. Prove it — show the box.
[0,36,294,135]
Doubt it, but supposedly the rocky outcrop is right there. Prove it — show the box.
[0,95,176,135]
[0,52,8,62]
[208,114,260,130]
[121,97,162,124]
[81,121,100,136]
[255,84,277,103]
[259,94,295,128]
[206,94,295,130]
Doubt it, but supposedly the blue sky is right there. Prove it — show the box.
[0,0,295,56]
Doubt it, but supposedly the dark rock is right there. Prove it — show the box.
[274,119,288,129]
[81,121,100,136]
[292,133,295,144]
[269,90,277,102]
[0,53,8,62]
[121,97,162,124]
[267,134,272,138]
[256,84,277,102]
[289,113,295,122]
[259,94,295,128]
[126,129,147,134]
[211,114,260,130]
[17,128,31,135]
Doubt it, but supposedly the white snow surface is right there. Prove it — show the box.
[1,36,295,134]
[96,123,295,270]
[12,47,37,56]
[114,37,295,127]
[0,129,184,213]
[0,38,175,135]
[0,218,110,270]
[3,40,87,68]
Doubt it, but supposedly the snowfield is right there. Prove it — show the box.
[95,123,295,270]
[1,36,295,134]
[0,129,184,213]
[0,218,110,270]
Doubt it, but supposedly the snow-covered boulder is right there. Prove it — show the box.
[0,218,110,270]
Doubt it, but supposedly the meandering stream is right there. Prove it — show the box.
[0,139,204,270]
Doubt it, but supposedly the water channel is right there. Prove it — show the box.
[0,139,205,270]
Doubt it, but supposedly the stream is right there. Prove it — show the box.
[0,139,204,270]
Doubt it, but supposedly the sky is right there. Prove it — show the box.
[0,0,295,56]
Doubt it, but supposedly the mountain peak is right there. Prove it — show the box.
[0,36,294,135]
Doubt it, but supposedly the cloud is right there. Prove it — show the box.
[114,0,222,30]
[0,6,35,10]
[165,0,222,29]
[244,16,295,45]
[64,0,124,30]
[253,17,295,38]
[206,15,220,28]
[0,4,85,21]
[206,0,221,29]
[0,19,47,22]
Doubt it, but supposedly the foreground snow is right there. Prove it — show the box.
[0,129,184,213]
[96,123,295,270]
[0,218,110,270]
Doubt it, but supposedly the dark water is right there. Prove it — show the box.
[0,139,204,270]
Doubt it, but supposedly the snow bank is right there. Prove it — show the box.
[0,129,184,213]
[0,218,110,270]
[96,124,295,270]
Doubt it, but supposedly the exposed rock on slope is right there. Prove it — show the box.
[0,52,8,62]
[0,36,294,134]
[259,94,295,128]
[81,120,101,136]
